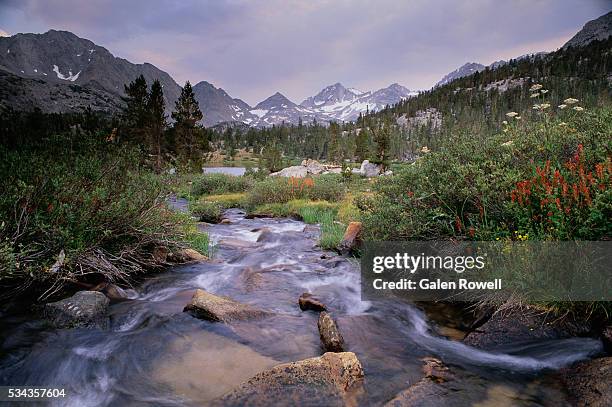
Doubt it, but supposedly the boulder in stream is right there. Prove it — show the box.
[43,291,110,329]
[213,352,364,407]
[384,357,455,407]
[167,248,208,263]
[298,293,327,312]
[561,357,612,407]
[91,282,130,302]
[463,306,592,349]
[337,222,362,255]
[318,311,345,352]
[184,289,269,323]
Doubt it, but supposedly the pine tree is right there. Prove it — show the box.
[122,75,149,143]
[171,81,207,166]
[327,122,341,163]
[147,80,167,170]
[371,119,391,171]
[172,81,203,126]
[354,128,369,162]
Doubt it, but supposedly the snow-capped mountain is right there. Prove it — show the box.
[435,62,486,87]
[248,92,319,127]
[244,83,417,126]
[192,81,255,127]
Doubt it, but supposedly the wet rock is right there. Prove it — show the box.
[561,357,612,407]
[318,311,345,352]
[218,238,261,249]
[184,289,269,323]
[383,358,454,407]
[337,222,362,255]
[240,267,265,292]
[463,306,592,350]
[220,218,232,224]
[168,248,208,263]
[91,282,129,302]
[298,293,327,312]
[256,229,276,243]
[44,291,110,329]
[214,352,364,407]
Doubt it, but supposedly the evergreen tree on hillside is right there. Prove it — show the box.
[327,122,341,163]
[371,119,391,171]
[147,80,167,171]
[122,74,149,143]
[171,81,208,167]
[354,128,369,162]
[172,81,203,126]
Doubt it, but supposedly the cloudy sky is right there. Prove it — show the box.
[0,0,609,105]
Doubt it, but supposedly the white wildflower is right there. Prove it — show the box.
[515,116,522,120]
[558,122,568,127]
[540,103,550,110]
[532,104,541,110]
[530,93,539,98]
[564,98,579,105]
[420,146,430,153]
[558,104,567,109]
[540,89,549,94]
[502,140,514,147]
[529,84,543,91]
[502,120,508,125]
[506,111,519,118]
[573,106,584,112]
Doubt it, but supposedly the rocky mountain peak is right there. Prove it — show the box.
[563,11,612,49]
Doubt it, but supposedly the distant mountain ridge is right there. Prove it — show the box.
[1,10,610,127]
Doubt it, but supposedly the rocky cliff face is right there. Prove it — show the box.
[563,11,612,49]
[0,30,181,112]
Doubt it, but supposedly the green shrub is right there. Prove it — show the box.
[359,107,612,242]
[191,173,252,197]
[0,134,184,297]
[244,175,346,209]
[190,200,223,223]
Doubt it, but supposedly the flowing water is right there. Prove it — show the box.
[0,206,603,406]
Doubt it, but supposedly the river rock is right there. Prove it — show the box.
[168,248,208,263]
[213,352,364,407]
[91,282,129,302]
[337,222,362,255]
[220,218,231,224]
[44,291,110,329]
[318,311,345,352]
[298,293,327,312]
[463,306,592,350]
[184,289,269,323]
[383,358,454,407]
[561,357,612,407]
[269,165,308,178]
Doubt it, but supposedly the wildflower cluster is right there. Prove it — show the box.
[510,145,611,239]
[288,176,314,197]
